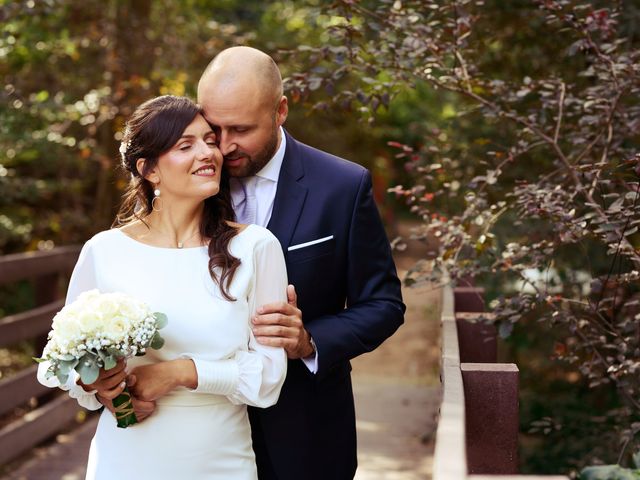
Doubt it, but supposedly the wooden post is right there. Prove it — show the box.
[456,312,498,363]
[461,363,519,474]
[33,273,61,355]
[454,286,485,313]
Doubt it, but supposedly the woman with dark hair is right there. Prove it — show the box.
[37,95,287,479]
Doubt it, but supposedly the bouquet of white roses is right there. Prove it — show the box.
[36,289,167,428]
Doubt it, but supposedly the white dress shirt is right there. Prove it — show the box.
[230,131,285,227]
[230,128,318,374]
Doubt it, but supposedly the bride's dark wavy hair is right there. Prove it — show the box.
[113,95,240,301]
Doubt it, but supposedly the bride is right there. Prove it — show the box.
[37,95,288,479]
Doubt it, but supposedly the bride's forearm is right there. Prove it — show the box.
[129,359,197,401]
[171,358,198,390]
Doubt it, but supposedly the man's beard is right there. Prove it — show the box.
[224,126,279,178]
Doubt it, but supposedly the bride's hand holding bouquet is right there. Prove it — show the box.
[36,289,167,428]
[89,360,157,424]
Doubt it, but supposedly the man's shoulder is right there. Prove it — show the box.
[288,135,367,180]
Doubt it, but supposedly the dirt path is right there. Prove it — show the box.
[352,256,442,480]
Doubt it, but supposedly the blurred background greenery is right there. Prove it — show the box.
[0,0,411,256]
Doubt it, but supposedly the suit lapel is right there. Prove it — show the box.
[267,132,308,251]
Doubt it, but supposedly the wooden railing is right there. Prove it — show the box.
[0,246,83,467]
[433,278,568,480]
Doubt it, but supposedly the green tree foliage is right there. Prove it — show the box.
[2,0,406,255]
[0,0,259,253]
[1,0,425,257]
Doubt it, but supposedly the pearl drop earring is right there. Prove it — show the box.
[152,187,162,211]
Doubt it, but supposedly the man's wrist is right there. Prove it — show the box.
[305,335,317,359]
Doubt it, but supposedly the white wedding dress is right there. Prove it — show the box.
[37,225,288,480]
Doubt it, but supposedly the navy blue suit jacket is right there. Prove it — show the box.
[248,132,405,480]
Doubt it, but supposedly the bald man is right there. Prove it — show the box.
[198,47,405,480]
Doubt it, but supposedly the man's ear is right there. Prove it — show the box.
[276,96,288,127]
[136,158,159,184]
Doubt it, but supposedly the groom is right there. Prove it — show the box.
[197,47,405,480]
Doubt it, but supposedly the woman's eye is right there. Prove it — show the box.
[179,144,191,151]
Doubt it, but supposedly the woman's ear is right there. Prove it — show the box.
[136,158,159,183]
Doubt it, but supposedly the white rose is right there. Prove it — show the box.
[119,301,146,323]
[96,296,119,318]
[51,313,82,347]
[104,315,130,342]
[77,309,103,335]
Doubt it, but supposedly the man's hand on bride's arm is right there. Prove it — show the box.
[252,284,315,360]
[128,359,197,402]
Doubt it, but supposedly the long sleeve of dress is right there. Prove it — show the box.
[187,233,288,408]
[36,240,103,410]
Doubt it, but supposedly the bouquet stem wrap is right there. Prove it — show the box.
[113,385,138,428]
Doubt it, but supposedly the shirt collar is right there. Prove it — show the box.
[254,126,286,183]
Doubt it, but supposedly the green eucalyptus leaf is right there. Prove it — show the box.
[59,359,78,374]
[33,356,47,363]
[55,369,69,384]
[153,312,168,329]
[103,355,117,370]
[107,347,124,358]
[77,355,100,385]
[149,332,165,350]
[96,349,111,368]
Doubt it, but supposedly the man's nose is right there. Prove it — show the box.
[217,132,236,156]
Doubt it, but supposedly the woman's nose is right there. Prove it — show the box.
[198,141,216,159]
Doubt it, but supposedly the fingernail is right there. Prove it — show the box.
[120,381,126,389]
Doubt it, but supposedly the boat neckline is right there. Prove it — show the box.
[113,224,255,251]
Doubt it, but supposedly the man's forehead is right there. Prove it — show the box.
[200,73,259,98]
[201,103,258,127]
[200,97,269,128]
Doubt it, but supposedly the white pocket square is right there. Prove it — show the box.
[287,235,334,251]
